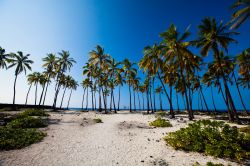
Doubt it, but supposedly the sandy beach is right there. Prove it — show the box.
[0,110,240,166]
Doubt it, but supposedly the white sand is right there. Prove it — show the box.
[0,111,240,166]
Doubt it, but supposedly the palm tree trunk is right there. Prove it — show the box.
[25,84,32,105]
[149,83,153,113]
[146,88,150,114]
[200,91,204,111]
[133,89,136,111]
[129,85,132,112]
[169,85,175,118]
[42,76,50,105]
[39,85,45,105]
[176,93,180,112]
[118,85,121,111]
[210,86,217,112]
[13,75,18,105]
[157,72,174,117]
[200,88,209,112]
[67,89,73,109]
[94,91,97,110]
[219,83,233,121]
[60,87,67,109]
[137,91,141,110]
[112,90,117,113]
[233,73,247,113]
[110,89,113,112]
[86,88,89,110]
[152,77,156,112]
[142,93,145,111]
[35,83,38,105]
[82,88,86,110]
[159,92,163,111]
[98,86,102,112]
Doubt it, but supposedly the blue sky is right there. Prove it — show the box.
[0,0,249,110]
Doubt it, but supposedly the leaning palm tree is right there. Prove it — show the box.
[8,51,33,104]
[59,75,72,109]
[42,53,57,105]
[114,68,125,111]
[196,17,239,122]
[0,47,10,69]
[230,0,250,29]
[53,50,75,108]
[25,72,36,105]
[66,79,78,109]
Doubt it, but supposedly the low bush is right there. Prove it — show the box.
[239,125,250,134]
[164,120,250,161]
[193,162,226,166]
[22,109,49,117]
[0,126,46,150]
[93,118,102,123]
[149,118,172,127]
[6,116,47,129]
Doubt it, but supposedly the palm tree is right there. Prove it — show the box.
[123,59,137,112]
[38,73,47,105]
[237,48,250,88]
[32,72,42,105]
[155,86,163,111]
[160,24,198,119]
[230,0,250,29]
[25,72,36,105]
[42,53,57,105]
[67,79,78,109]
[114,68,125,111]
[88,45,110,112]
[81,78,92,110]
[60,75,72,109]
[196,17,239,122]
[0,47,10,69]
[53,50,75,108]
[8,51,33,104]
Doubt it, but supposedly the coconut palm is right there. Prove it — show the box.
[53,50,75,108]
[230,0,250,29]
[8,51,33,104]
[81,78,92,110]
[196,17,239,122]
[25,72,36,105]
[123,58,137,112]
[0,47,10,69]
[42,53,57,105]
[38,73,47,105]
[66,79,78,109]
[237,48,250,88]
[88,45,110,112]
[160,24,198,120]
[114,68,125,111]
[60,75,72,109]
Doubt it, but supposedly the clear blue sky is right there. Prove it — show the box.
[0,0,249,110]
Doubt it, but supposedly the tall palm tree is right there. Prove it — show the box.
[38,73,47,105]
[25,72,36,105]
[160,24,198,119]
[81,78,92,110]
[237,48,250,88]
[114,68,125,111]
[123,59,137,112]
[32,72,42,105]
[196,17,239,122]
[0,47,10,69]
[8,51,33,104]
[88,45,110,112]
[230,0,250,29]
[42,53,57,105]
[60,75,72,109]
[67,79,78,109]
[53,51,75,108]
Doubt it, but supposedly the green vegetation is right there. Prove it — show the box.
[239,125,250,134]
[6,116,47,129]
[93,118,102,123]
[0,127,46,150]
[149,118,172,127]
[21,109,49,117]
[164,120,250,161]
[193,161,227,166]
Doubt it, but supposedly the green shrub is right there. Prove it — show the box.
[22,109,49,117]
[164,120,250,161]
[206,162,224,166]
[155,111,167,117]
[149,118,172,127]
[0,126,46,150]
[93,118,102,123]
[6,116,47,129]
